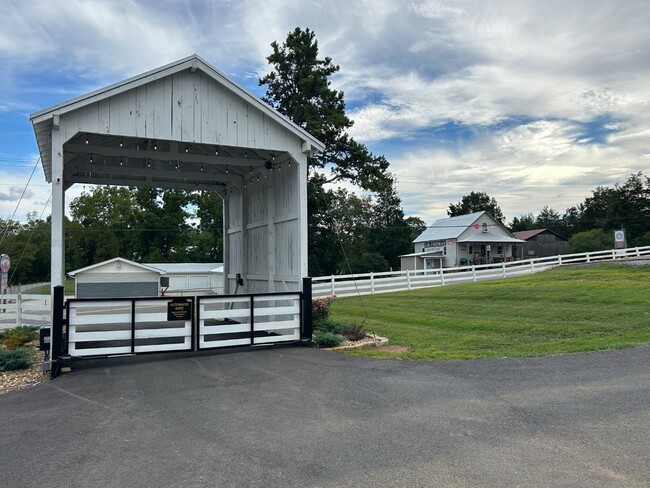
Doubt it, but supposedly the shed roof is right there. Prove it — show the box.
[68,257,165,276]
[30,54,325,182]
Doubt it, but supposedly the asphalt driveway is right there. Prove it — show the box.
[1,345,649,487]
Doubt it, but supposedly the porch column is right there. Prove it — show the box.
[298,154,308,279]
[51,122,65,287]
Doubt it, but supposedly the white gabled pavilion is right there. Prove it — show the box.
[30,54,324,296]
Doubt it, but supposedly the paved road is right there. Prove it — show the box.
[1,345,649,487]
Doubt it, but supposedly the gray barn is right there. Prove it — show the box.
[513,229,569,258]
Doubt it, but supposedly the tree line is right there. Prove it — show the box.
[451,172,650,253]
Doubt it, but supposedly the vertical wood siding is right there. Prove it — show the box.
[59,70,301,152]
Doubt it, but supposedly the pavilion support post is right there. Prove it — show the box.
[50,124,66,365]
[267,171,276,292]
[298,154,308,280]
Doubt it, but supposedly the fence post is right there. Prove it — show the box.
[407,269,411,290]
[441,269,445,286]
[330,275,335,296]
[558,255,562,265]
[530,259,535,273]
[50,285,65,379]
[302,277,313,341]
[472,266,477,282]
[502,262,506,278]
[16,293,22,327]
[370,272,375,294]
[586,252,591,263]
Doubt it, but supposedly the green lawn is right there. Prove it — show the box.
[329,264,650,360]
[24,279,76,295]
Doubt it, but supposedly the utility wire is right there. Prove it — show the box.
[9,193,52,285]
[0,141,47,246]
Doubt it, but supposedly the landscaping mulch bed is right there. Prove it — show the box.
[0,340,49,395]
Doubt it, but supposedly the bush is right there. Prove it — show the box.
[0,326,39,350]
[0,348,31,372]
[312,330,344,349]
[315,319,346,335]
[312,296,334,324]
[341,322,367,341]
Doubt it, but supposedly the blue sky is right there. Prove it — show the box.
[1,0,649,225]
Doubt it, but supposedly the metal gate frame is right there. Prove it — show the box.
[48,278,314,378]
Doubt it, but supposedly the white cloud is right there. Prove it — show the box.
[1,0,650,226]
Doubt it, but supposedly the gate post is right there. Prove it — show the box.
[302,277,313,340]
[50,285,65,379]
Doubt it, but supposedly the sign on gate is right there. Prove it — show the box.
[167,297,192,321]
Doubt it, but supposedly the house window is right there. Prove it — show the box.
[468,245,473,255]
[497,245,503,255]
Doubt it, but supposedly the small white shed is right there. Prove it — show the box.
[147,262,224,295]
[69,258,164,298]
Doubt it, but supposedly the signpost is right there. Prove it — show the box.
[0,254,9,294]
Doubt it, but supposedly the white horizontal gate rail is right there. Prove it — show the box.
[66,297,193,358]
[313,245,650,298]
[0,294,51,329]
[197,292,302,350]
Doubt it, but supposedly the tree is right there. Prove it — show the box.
[260,27,411,275]
[448,192,505,223]
[259,27,392,192]
[536,206,566,236]
[567,229,612,253]
[510,213,536,232]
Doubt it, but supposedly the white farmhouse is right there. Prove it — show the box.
[401,211,524,271]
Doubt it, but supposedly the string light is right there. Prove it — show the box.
[201,164,204,172]
[85,136,89,145]
[119,139,124,147]
[89,154,93,163]
[225,165,229,174]
[185,146,189,153]
[147,159,151,168]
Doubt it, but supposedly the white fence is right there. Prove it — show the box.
[0,294,51,329]
[313,246,650,298]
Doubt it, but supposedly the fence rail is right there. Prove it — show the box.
[312,246,650,298]
[0,294,51,329]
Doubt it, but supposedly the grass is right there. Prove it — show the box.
[24,279,76,295]
[329,263,650,361]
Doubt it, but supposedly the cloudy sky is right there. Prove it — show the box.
[1,0,649,225]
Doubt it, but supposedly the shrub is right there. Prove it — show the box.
[0,348,31,372]
[312,330,344,349]
[341,322,367,341]
[315,319,346,335]
[312,296,335,324]
[0,326,39,350]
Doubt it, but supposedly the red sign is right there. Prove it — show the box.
[474,224,480,229]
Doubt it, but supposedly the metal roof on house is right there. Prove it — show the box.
[414,211,487,243]
[146,263,223,274]
[459,232,525,243]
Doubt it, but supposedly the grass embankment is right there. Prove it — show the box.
[329,264,650,360]
[24,279,75,295]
